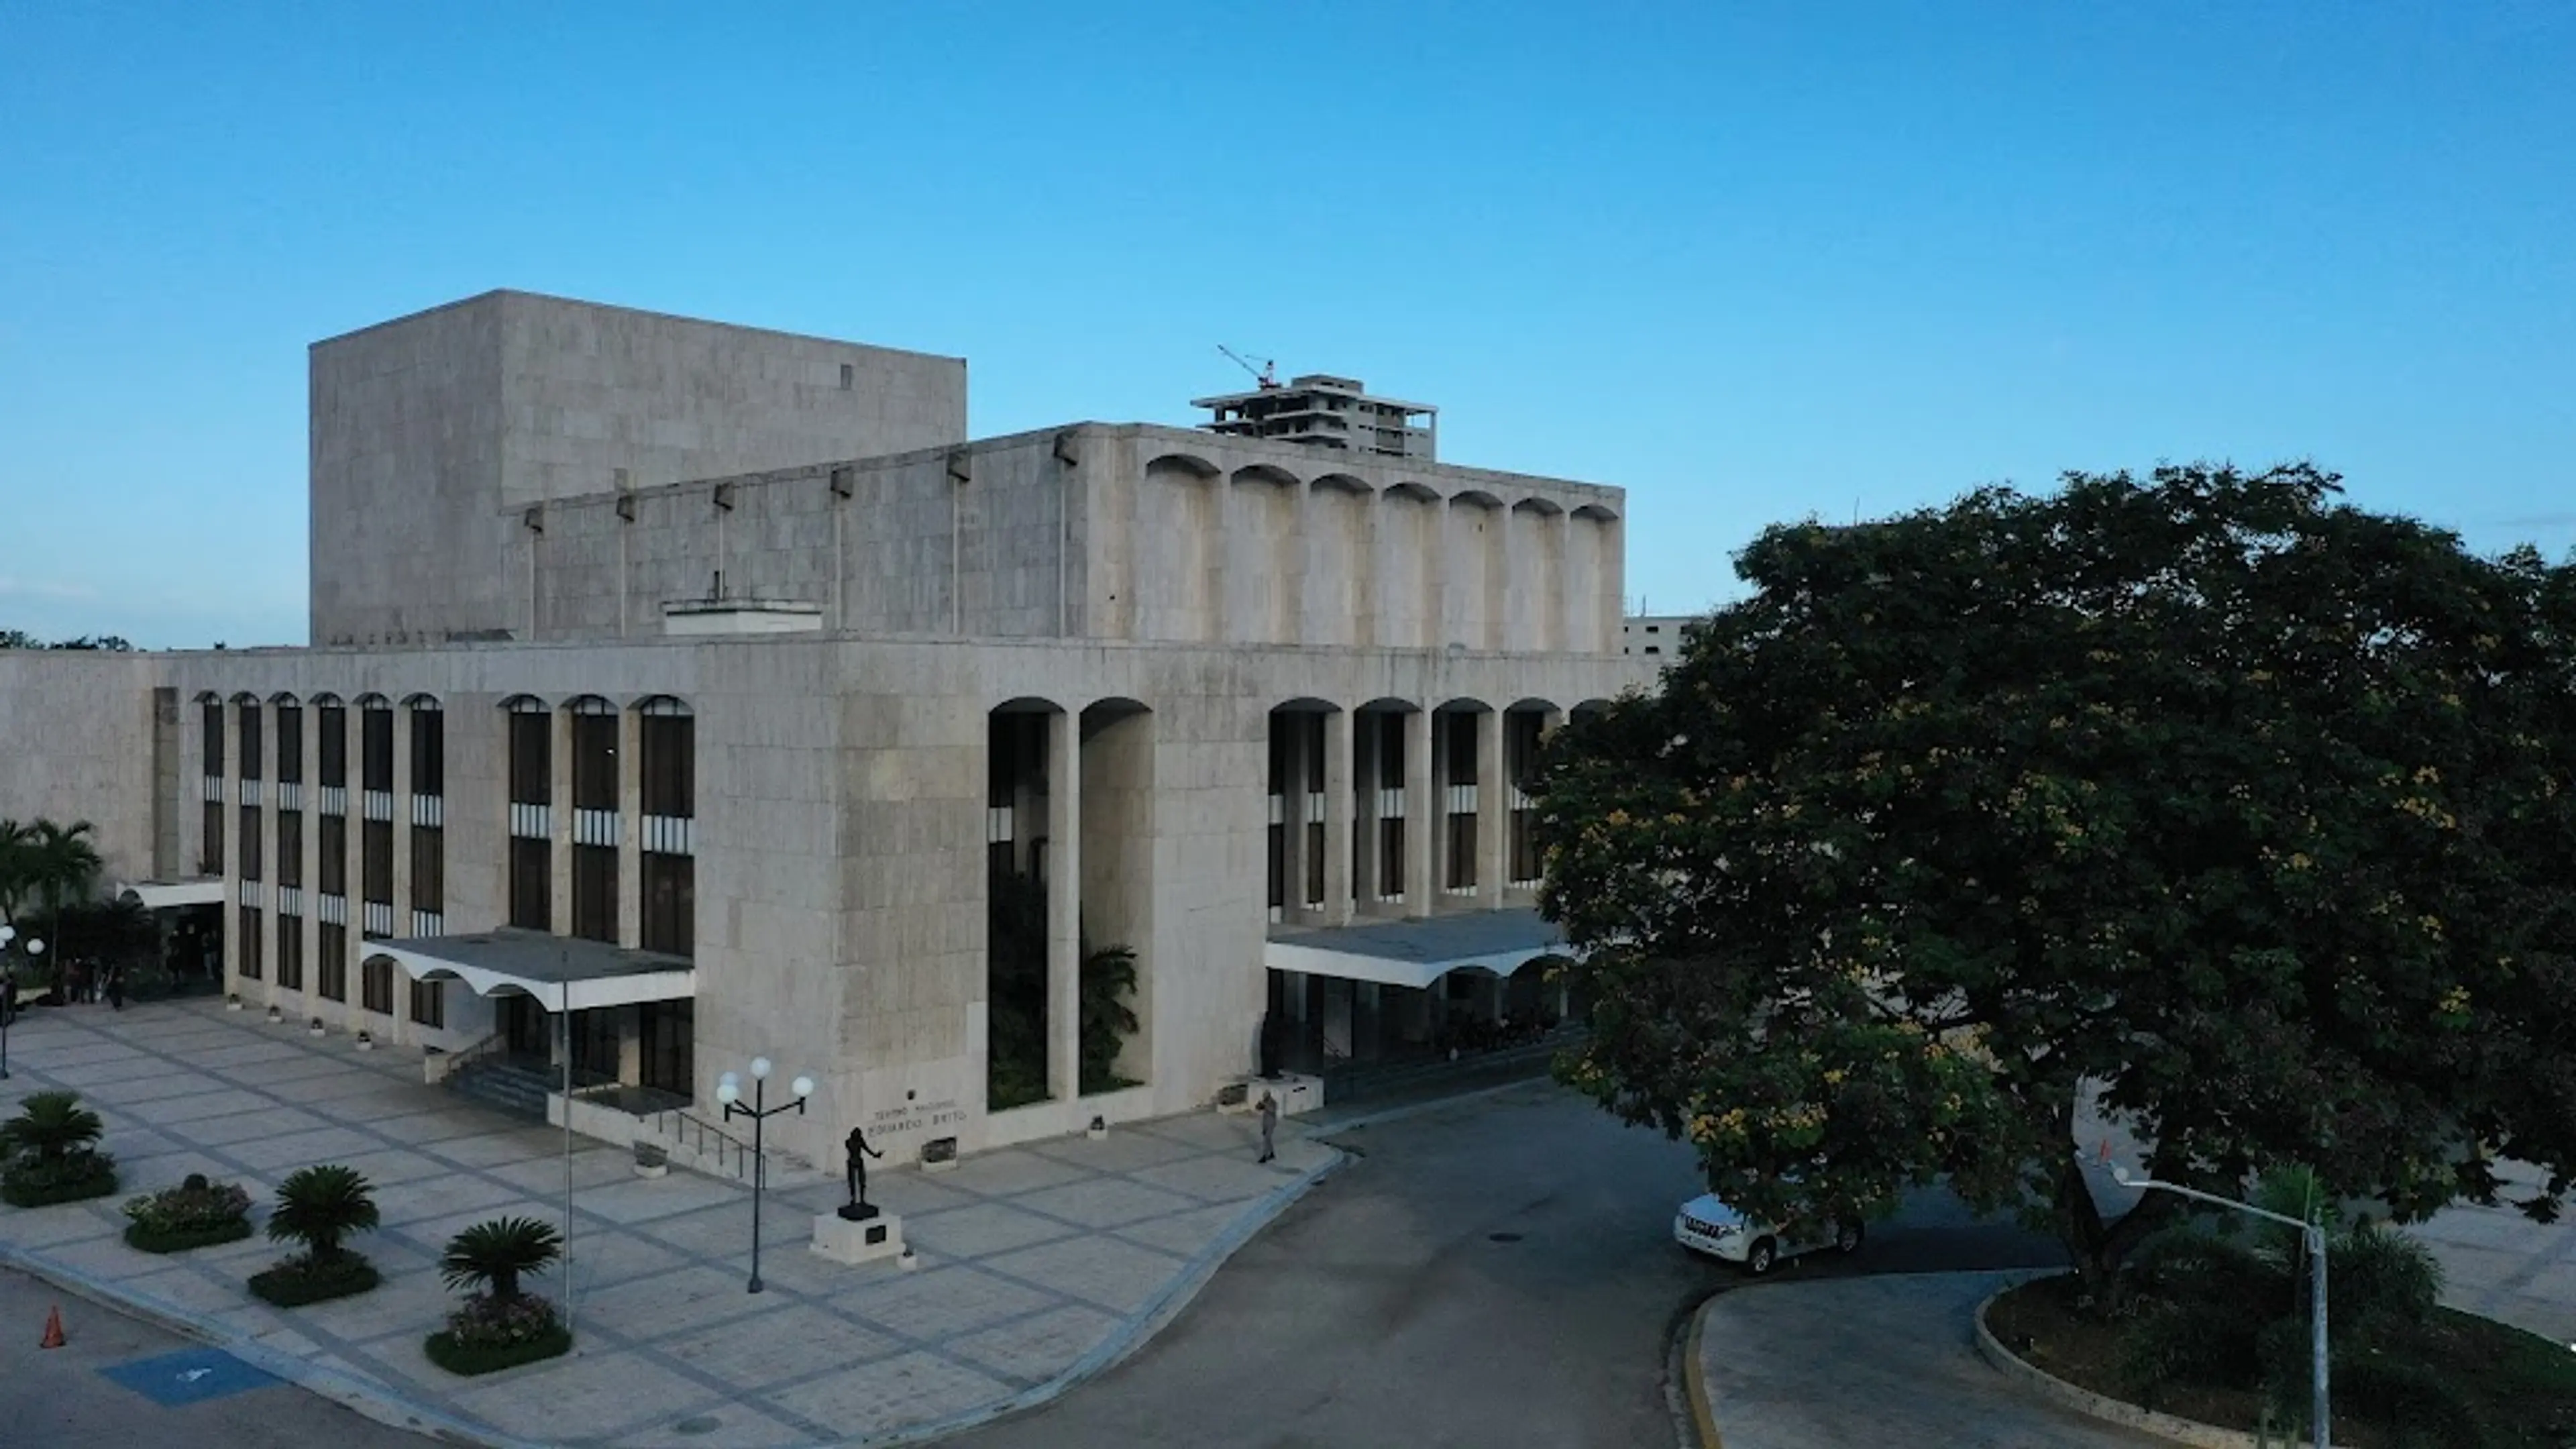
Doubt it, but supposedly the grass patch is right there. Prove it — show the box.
[124,1217,254,1254]
[1990,1273,2576,1448]
[423,1325,572,1376]
[1,1158,119,1208]
[248,1254,381,1307]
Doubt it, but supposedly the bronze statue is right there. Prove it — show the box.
[839,1126,884,1221]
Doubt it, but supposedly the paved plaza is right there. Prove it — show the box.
[0,998,1337,1448]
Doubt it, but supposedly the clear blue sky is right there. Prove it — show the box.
[3,2,2570,648]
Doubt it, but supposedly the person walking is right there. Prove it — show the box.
[104,965,125,1012]
[1256,1091,1278,1164]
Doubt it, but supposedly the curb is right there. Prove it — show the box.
[1681,1294,1724,1449]
[0,1239,540,1449]
[8,1144,1348,1449]
[1303,1075,1551,1135]
[1972,1285,2353,1449]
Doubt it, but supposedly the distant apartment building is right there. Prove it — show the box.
[1192,374,1437,462]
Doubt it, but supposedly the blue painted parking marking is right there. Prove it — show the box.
[99,1347,278,1407]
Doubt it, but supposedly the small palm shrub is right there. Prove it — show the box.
[426,1216,570,1375]
[249,1164,381,1305]
[123,1172,253,1252]
[0,1090,117,1207]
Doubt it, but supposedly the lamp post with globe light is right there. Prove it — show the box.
[0,922,42,1081]
[716,1058,812,1293]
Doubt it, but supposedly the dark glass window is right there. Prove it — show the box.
[410,707,443,796]
[640,712,693,818]
[317,923,347,1002]
[239,702,263,782]
[641,853,693,959]
[410,977,444,1028]
[508,837,551,930]
[362,708,392,792]
[508,711,551,804]
[237,906,262,981]
[276,918,303,991]
[362,957,394,1014]
[572,712,618,811]
[239,807,262,881]
[572,845,616,943]
[201,800,223,875]
[319,815,345,896]
[278,811,302,890]
[203,698,224,777]
[640,1001,694,1095]
[411,825,443,914]
[362,820,392,905]
[1380,818,1405,898]
[319,704,347,788]
[276,704,303,784]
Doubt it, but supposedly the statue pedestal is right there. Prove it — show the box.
[812,1210,906,1267]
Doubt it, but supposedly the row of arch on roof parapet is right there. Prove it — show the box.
[989,695,1613,715]
[1142,452,1621,523]
[197,691,692,716]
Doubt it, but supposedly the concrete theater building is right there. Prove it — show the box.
[0,291,1652,1173]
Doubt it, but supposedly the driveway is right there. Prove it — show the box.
[949,1083,2066,1449]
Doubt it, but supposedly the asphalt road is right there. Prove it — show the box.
[0,1266,429,1449]
[952,1079,2065,1449]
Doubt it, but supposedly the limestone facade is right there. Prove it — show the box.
[0,292,1655,1170]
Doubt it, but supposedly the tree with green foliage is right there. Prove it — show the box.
[0,1091,104,1166]
[1081,942,1141,1093]
[266,1164,380,1267]
[1537,464,2576,1307]
[439,1216,562,1305]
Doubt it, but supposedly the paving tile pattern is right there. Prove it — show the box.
[0,999,1334,1446]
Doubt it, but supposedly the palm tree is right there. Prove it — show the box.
[439,1216,562,1305]
[0,1091,103,1166]
[266,1165,380,1266]
[0,818,33,920]
[29,818,101,918]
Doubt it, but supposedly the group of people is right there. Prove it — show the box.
[6,959,127,1015]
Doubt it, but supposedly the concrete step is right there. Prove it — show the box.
[448,1061,553,1121]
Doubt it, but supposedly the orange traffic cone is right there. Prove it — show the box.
[39,1305,65,1349]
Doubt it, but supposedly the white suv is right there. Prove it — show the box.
[1673,1193,1864,1275]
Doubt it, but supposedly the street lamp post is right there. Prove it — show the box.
[716,1058,812,1294]
[2112,1165,2329,1449]
[0,923,44,1081]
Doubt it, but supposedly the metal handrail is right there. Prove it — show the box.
[429,1031,506,1083]
[652,1107,762,1181]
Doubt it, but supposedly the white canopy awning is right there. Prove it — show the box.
[119,879,226,909]
[1264,908,1583,992]
[372,928,694,1013]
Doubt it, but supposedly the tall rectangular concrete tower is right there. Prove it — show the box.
[308,290,967,646]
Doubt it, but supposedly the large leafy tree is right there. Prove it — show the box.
[1538,464,2576,1303]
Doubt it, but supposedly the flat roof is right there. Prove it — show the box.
[1265,908,1577,990]
[374,928,694,1012]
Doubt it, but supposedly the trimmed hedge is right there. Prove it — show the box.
[423,1324,572,1377]
[2,1157,119,1208]
[248,1254,381,1307]
[125,1217,254,1254]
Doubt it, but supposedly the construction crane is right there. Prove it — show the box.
[1218,345,1279,390]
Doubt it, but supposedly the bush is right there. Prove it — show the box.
[2,1152,118,1208]
[425,1294,570,1375]
[2334,1352,2484,1448]
[2331,1222,2445,1345]
[125,1173,252,1232]
[248,1252,381,1307]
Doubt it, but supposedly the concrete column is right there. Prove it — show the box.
[1278,714,1308,920]
[1322,708,1353,927]
[1426,498,1451,649]
[1213,477,1237,643]
[1476,706,1507,909]
[1403,706,1434,920]
[257,700,280,1002]
[618,706,642,947]
[1352,714,1382,912]
[337,708,362,1030]
[389,704,412,1043]
[301,698,321,1006]
[550,710,574,934]
[221,702,239,987]
[1501,507,1525,652]
[1552,511,1574,654]
[1046,709,1081,1100]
